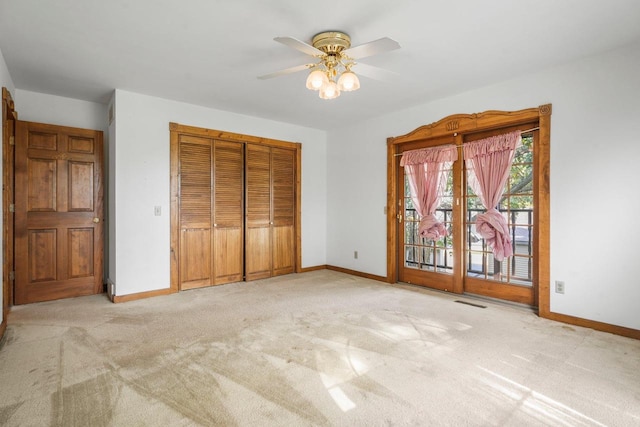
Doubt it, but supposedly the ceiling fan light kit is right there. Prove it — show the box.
[259,31,400,100]
[308,31,354,100]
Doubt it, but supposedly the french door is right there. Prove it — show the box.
[397,136,459,292]
[395,124,539,306]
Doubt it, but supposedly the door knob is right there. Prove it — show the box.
[397,213,403,223]
[93,217,100,223]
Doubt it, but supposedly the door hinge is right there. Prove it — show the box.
[9,136,14,146]
[9,203,15,213]
[9,271,14,281]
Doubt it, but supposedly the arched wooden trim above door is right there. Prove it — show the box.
[386,104,551,315]
[169,122,302,293]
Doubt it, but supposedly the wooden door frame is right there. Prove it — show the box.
[387,105,552,315]
[2,87,17,336]
[169,122,302,292]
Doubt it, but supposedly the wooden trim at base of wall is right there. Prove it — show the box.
[543,311,640,340]
[0,319,6,342]
[326,265,387,282]
[299,265,328,273]
[113,288,177,303]
[300,264,387,282]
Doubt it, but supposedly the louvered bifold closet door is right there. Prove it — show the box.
[179,135,214,290]
[245,145,272,280]
[271,147,296,276]
[213,141,244,284]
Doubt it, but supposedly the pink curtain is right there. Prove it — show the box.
[463,130,521,261]
[400,145,458,240]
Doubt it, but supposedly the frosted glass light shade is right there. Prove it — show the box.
[319,81,340,99]
[337,71,360,92]
[306,70,328,91]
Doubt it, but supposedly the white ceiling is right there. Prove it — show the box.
[1,0,640,130]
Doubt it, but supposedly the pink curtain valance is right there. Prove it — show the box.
[401,145,458,166]
[463,131,520,160]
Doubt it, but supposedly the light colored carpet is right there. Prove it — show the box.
[0,270,638,426]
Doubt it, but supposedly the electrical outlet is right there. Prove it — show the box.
[555,280,565,294]
[154,206,162,216]
[354,251,358,259]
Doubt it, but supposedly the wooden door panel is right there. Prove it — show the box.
[28,158,57,211]
[273,225,294,276]
[245,227,271,280]
[68,161,94,211]
[214,141,243,226]
[465,277,534,305]
[27,131,57,150]
[15,121,104,304]
[68,228,94,278]
[214,228,243,284]
[179,140,212,229]
[180,228,212,289]
[272,148,295,226]
[68,136,94,154]
[246,145,271,227]
[29,229,57,282]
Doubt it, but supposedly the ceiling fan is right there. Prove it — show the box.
[258,31,400,100]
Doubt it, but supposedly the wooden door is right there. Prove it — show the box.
[397,136,459,292]
[271,147,295,276]
[178,134,214,290]
[462,126,538,306]
[15,121,104,304]
[178,135,244,289]
[213,140,244,284]
[245,145,296,281]
[245,145,272,280]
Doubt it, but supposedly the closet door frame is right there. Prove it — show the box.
[169,122,302,292]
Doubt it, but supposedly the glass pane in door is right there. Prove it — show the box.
[403,165,454,274]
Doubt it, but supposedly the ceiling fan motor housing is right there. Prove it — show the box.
[311,31,351,54]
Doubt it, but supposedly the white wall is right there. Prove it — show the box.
[0,47,15,325]
[327,42,640,330]
[112,89,327,296]
[14,90,107,132]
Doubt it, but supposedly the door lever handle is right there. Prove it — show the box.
[397,213,403,223]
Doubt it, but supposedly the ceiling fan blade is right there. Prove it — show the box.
[257,63,314,80]
[274,36,324,57]
[352,62,400,82]
[343,37,400,60]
